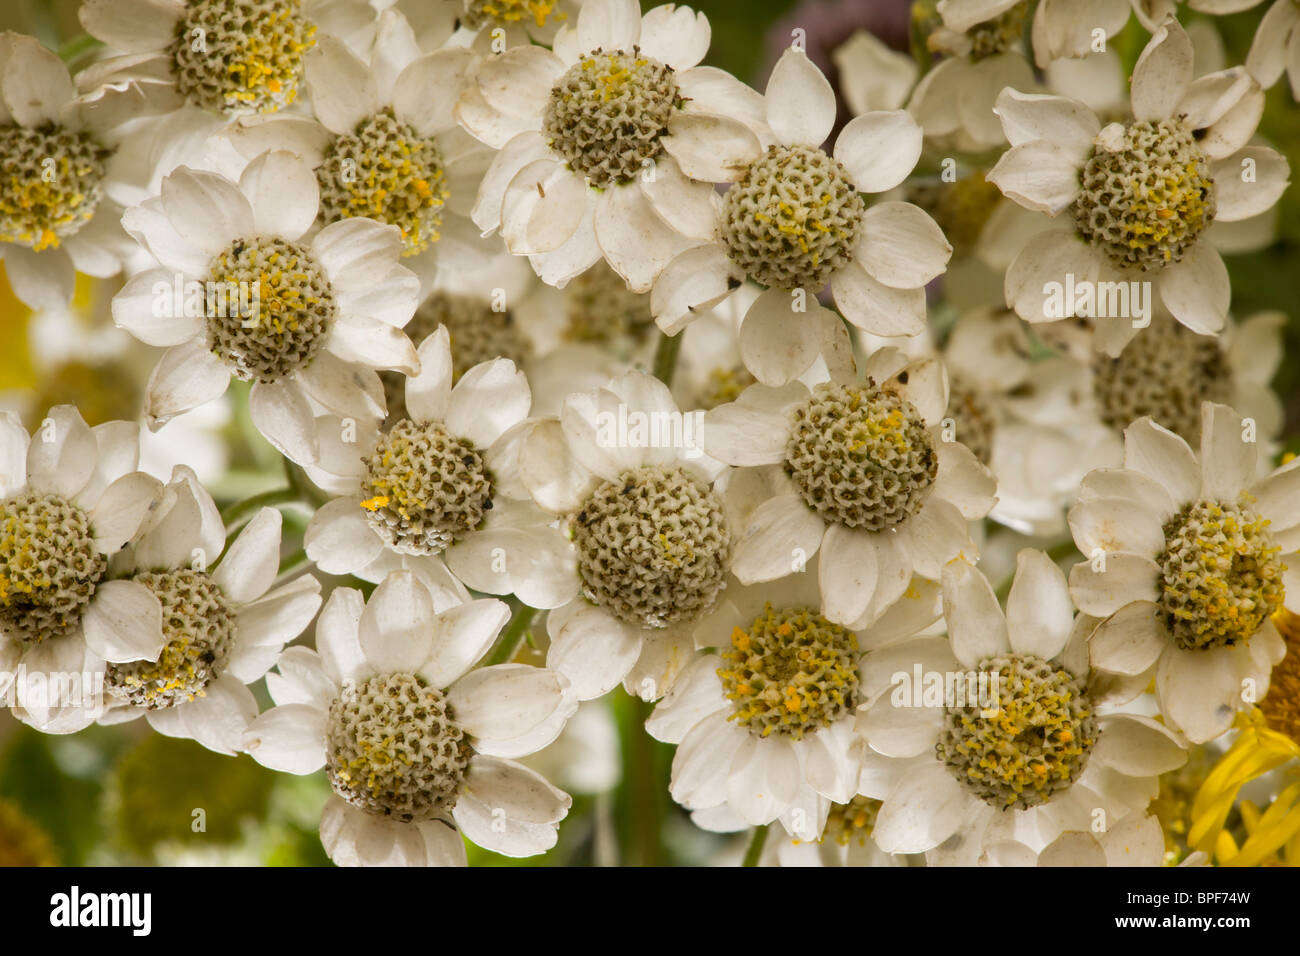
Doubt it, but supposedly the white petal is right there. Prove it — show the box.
[238,150,320,241]
[359,570,434,673]
[1199,402,1255,501]
[1123,418,1199,504]
[214,507,282,604]
[501,160,586,255]
[304,36,378,135]
[453,756,570,857]
[546,601,643,700]
[1006,549,1074,660]
[732,494,825,583]
[242,704,328,774]
[1158,243,1228,335]
[831,262,926,335]
[81,579,165,663]
[447,664,566,740]
[765,49,836,147]
[873,761,969,853]
[1131,17,1194,122]
[1089,601,1167,675]
[943,561,1009,668]
[985,141,1083,215]
[593,185,694,293]
[662,112,763,183]
[421,598,510,688]
[1093,714,1187,776]
[858,202,952,288]
[1068,553,1160,617]
[446,359,531,448]
[819,524,879,627]
[833,111,922,193]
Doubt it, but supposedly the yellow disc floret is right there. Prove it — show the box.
[718,604,860,740]
[1157,498,1285,651]
[173,0,316,115]
[937,654,1097,810]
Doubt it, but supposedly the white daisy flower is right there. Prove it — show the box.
[651,47,951,385]
[517,369,731,701]
[908,1,1038,152]
[461,0,723,291]
[303,328,577,610]
[77,0,377,120]
[0,34,133,311]
[242,571,578,865]
[1068,401,1297,744]
[112,151,421,465]
[0,406,167,733]
[97,466,323,754]
[987,17,1290,348]
[1025,310,1285,460]
[934,306,1119,537]
[701,347,996,628]
[646,566,942,833]
[219,8,497,291]
[861,552,1189,861]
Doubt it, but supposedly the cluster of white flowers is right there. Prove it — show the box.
[2,0,1298,868]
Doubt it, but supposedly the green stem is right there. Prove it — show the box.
[57,34,103,68]
[483,601,538,667]
[742,824,770,867]
[284,459,331,508]
[651,330,684,388]
[220,487,299,529]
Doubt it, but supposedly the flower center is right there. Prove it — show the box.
[32,360,142,427]
[0,124,107,252]
[946,376,995,465]
[1072,118,1216,272]
[564,261,655,351]
[1260,610,1300,744]
[697,364,757,410]
[938,654,1097,811]
[543,49,680,188]
[0,493,106,646]
[204,236,335,383]
[721,144,866,291]
[172,0,316,115]
[571,465,730,629]
[325,672,471,822]
[104,569,236,709]
[317,111,450,256]
[1157,499,1285,651]
[821,795,880,846]
[718,604,860,739]
[360,419,493,555]
[965,1,1030,59]
[1091,322,1233,444]
[908,170,1001,259]
[785,382,937,531]
[461,0,564,30]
